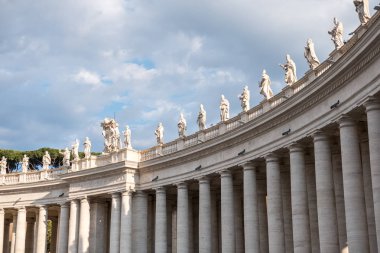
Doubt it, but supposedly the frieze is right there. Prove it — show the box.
[70,174,126,192]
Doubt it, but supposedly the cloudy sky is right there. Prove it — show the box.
[0,0,376,152]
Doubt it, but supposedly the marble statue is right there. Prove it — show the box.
[239,86,250,112]
[353,0,371,25]
[280,54,297,86]
[155,122,164,145]
[0,156,7,175]
[328,18,344,49]
[21,154,29,173]
[101,118,121,153]
[123,125,132,149]
[72,139,80,161]
[220,95,230,122]
[197,104,207,131]
[60,148,71,167]
[42,151,51,170]
[83,137,92,159]
[178,113,187,138]
[304,39,320,70]
[259,70,274,100]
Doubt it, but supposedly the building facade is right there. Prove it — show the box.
[1,9,380,253]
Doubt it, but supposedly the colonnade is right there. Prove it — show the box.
[1,99,380,253]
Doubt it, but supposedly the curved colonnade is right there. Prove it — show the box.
[1,10,380,253]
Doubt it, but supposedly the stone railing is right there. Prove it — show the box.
[0,167,68,185]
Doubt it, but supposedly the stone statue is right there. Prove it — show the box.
[353,0,371,25]
[280,54,297,86]
[328,18,344,49]
[101,118,121,153]
[71,139,80,161]
[239,86,250,112]
[304,39,320,70]
[178,113,187,138]
[259,70,274,100]
[155,122,164,145]
[220,95,230,122]
[123,125,132,149]
[197,104,207,131]
[21,154,29,173]
[42,151,51,170]
[60,148,71,167]
[0,156,7,175]
[83,137,92,159]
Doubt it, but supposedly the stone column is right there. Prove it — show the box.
[36,206,47,253]
[177,182,189,253]
[220,170,235,253]
[198,177,212,253]
[25,217,36,253]
[57,203,69,253]
[242,162,260,253]
[313,131,340,253]
[120,191,133,253]
[257,179,269,253]
[289,144,311,253]
[265,153,285,253]
[132,191,148,253]
[0,208,4,252]
[339,116,369,252]
[10,213,17,253]
[4,219,10,253]
[15,207,26,253]
[78,197,90,253]
[68,200,79,253]
[365,98,380,249]
[155,187,167,253]
[51,217,58,253]
[109,193,121,253]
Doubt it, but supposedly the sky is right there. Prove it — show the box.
[0,0,377,152]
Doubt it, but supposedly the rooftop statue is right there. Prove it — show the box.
[259,69,274,100]
[0,156,7,175]
[71,139,80,161]
[83,137,92,159]
[239,86,250,112]
[178,113,187,138]
[353,0,371,25]
[42,151,51,170]
[123,125,132,149]
[101,118,121,153]
[220,95,230,122]
[197,104,207,131]
[304,39,320,70]
[60,148,71,167]
[21,154,29,173]
[328,17,344,49]
[155,122,164,145]
[280,54,297,86]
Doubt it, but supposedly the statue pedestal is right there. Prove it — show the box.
[71,160,79,172]
[198,131,206,143]
[219,123,227,135]
[156,145,163,156]
[177,138,185,151]
[240,112,248,123]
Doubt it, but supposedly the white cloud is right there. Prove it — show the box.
[73,69,101,86]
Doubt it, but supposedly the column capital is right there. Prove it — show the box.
[154,186,166,194]
[122,190,133,197]
[79,196,89,203]
[197,176,210,184]
[312,130,330,142]
[364,96,380,112]
[134,190,147,197]
[18,206,26,212]
[338,115,357,128]
[0,207,4,214]
[59,202,70,208]
[219,169,232,177]
[288,143,304,153]
[265,152,279,163]
[176,181,188,189]
[111,192,121,199]
[241,161,257,171]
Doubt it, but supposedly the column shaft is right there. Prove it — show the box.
[57,203,69,253]
[199,177,212,253]
[155,187,167,253]
[36,206,47,253]
[339,117,369,252]
[11,214,16,253]
[109,193,121,253]
[50,218,58,253]
[4,220,10,253]
[177,182,189,253]
[25,217,35,253]
[78,198,90,253]
[243,163,260,253]
[68,200,79,253]
[313,132,339,253]
[266,154,285,253]
[365,99,380,249]
[289,144,311,253]
[0,208,4,252]
[15,207,26,253]
[132,191,148,253]
[120,191,133,253]
[220,170,235,253]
